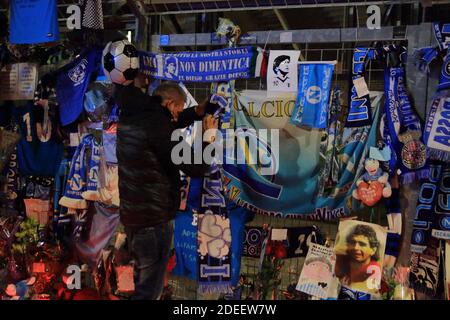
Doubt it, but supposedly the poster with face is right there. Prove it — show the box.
[296,243,337,299]
[334,220,387,295]
[267,50,300,93]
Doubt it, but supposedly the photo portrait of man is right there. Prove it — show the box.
[164,56,178,79]
[334,221,386,295]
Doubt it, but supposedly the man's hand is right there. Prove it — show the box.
[202,115,219,143]
[195,97,209,117]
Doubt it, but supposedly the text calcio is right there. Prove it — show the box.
[234,98,296,118]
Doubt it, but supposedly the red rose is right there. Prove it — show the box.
[265,242,273,256]
[274,245,287,259]
[380,279,389,293]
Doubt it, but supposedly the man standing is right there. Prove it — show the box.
[114,81,217,299]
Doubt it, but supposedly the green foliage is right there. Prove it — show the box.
[257,256,284,300]
[12,218,39,255]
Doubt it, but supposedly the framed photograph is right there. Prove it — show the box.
[334,220,387,294]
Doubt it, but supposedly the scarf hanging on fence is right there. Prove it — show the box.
[197,88,233,294]
[82,137,100,201]
[382,66,428,183]
[411,162,443,253]
[139,46,260,83]
[414,23,450,160]
[317,89,342,197]
[423,83,450,162]
[59,135,92,210]
[431,162,450,240]
[197,162,232,294]
[345,47,376,127]
[290,62,334,129]
[4,148,20,215]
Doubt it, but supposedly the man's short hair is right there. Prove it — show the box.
[154,82,187,103]
[346,224,380,261]
[273,55,290,73]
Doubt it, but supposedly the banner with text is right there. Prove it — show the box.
[222,90,383,219]
[139,47,257,82]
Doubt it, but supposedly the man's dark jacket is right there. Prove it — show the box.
[115,85,207,229]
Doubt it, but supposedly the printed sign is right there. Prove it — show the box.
[0,63,37,100]
[296,243,337,299]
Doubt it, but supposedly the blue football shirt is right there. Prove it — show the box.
[13,102,63,176]
[9,0,59,44]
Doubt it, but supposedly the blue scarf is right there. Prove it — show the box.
[410,162,443,253]
[175,179,247,288]
[291,63,334,129]
[317,88,342,196]
[415,22,450,160]
[82,137,101,201]
[382,66,428,183]
[197,160,232,294]
[59,135,92,210]
[345,47,376,127]
[431,162,450,240]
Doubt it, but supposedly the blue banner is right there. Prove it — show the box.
[224,90,383,219]
[290,63,334,129]
[139,47,257,82]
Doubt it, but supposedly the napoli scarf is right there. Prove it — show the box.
[383,66,428,183]
[59,135,92,209]
[411,161,443,253]
[291,62,334,129]
[416,22,450,160]
[317,89,342,196]
[431,162,450,240]
[345,47,376,127]
[82,136,100,201]
[197,85,234,294]
[197,159,232,294]
[423,88,450,162]
[4,148,20,216]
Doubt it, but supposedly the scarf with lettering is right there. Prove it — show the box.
[345,47,376,127]
[59,135,91,210]
[423,77,450,161]
[317,88,342,197]
[197,93,233,294]
[81,136,101,201]
[409,239,441,298]
[410,161,444,253]
[415,23,450,160]
[431,162,450,240]
[382,66,428,183]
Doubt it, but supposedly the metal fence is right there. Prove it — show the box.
[166,39,400,299]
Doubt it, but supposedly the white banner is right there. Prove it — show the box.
[0,63,37,100]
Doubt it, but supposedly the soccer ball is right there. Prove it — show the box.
[102,40,139,85]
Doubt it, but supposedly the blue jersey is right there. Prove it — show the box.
[9,0,59,44]
[13,102,63,176]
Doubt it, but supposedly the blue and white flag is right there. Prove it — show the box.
[139,47,258,82]
[290,62,334,129]
[56,49,102,126]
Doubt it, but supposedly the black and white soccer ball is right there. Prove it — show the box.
[102,40,139,85]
